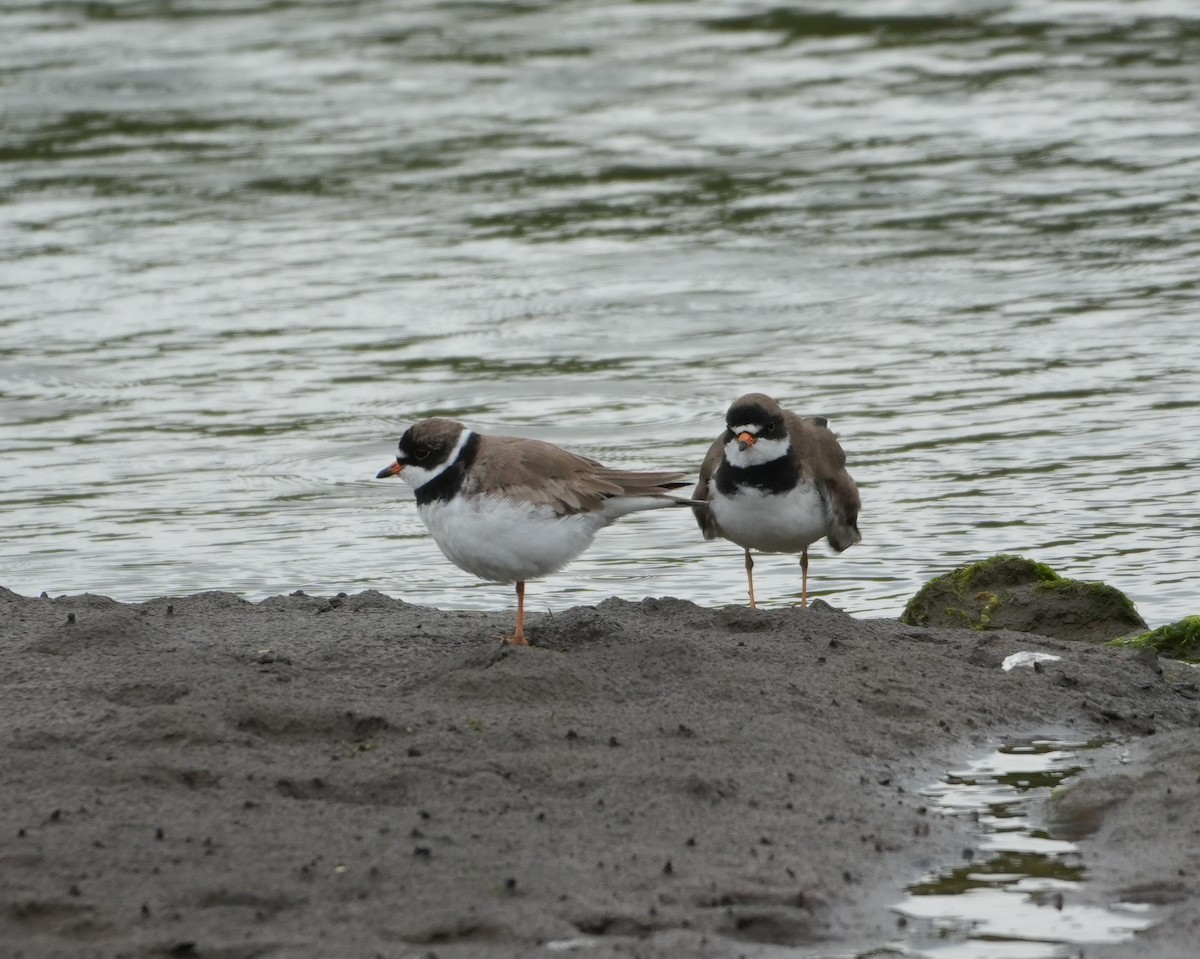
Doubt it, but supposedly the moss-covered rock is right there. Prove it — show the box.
[900,554,1146,643]
[1108,616,1200,662]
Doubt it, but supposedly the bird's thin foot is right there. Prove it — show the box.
[504,582,529,645]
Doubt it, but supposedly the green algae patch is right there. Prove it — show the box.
[1109,616,1200,663]
[900,554,1147,643]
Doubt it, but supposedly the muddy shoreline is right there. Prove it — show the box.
[2,586,1198,958]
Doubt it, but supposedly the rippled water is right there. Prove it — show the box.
[3,1,1197,623]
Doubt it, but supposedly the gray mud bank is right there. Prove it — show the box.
[2,586,1198,958]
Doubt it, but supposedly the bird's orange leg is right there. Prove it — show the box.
[799,548,809,608]
[744,550,757,608]
[506,581,529,645]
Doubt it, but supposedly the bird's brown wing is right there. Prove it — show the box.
[690,435,725,540]
[786,412,862,551]
[467,434,686,515]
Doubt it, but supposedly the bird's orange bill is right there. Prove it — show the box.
[376,461,405,479]
[737,431,756,451]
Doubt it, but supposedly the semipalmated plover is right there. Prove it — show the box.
[376,417,692,645]
[692,393,861,608]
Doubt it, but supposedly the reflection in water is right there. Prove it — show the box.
[906,850,1085,897]
[2,1,1198,621]
[892,740,1156,957]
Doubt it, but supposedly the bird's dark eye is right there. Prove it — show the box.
[415,447,431,460]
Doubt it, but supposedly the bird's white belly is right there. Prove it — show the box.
[709,482,828,553]
[419,494,603,583]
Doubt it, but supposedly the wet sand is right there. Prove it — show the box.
[2,586,1198,958]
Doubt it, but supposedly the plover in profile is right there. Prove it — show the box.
[377,417,692,644]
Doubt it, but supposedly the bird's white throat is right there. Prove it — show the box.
[724,434,790,469]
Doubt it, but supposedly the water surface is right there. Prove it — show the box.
[894,739,1155,957]
[3,1,1197,622]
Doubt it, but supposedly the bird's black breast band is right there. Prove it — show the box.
[413,432,482,506]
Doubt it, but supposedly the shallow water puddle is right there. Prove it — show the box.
[887,739,1156,958]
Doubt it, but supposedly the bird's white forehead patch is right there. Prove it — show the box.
[730,422,762,435]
